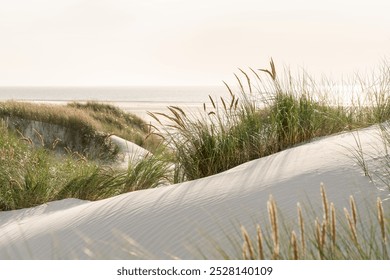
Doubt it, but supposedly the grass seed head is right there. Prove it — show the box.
[267,195,279,259]
[350,195,357,227]
[344,207,358,244]
[291,230,299,260]
[256,224,264,260]
[321,184,330,227]
[241,225,255,260]
[377,197,387,244]
[330,202,337,249]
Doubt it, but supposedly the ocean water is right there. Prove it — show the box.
[0,86,229,103]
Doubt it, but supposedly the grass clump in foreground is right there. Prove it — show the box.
[150,59,390,182]
[237,186,389,260]
[0,123,94,210]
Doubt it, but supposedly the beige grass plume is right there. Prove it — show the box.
[267,195,279,259]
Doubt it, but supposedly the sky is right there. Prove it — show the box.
[0,0,389,86]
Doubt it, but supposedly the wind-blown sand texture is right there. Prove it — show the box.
[0,125,389,259]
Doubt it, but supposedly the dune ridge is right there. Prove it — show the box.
[0,125,388,259]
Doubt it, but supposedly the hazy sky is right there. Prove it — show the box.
[0,0,389,86]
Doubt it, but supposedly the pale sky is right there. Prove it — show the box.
[0,0,389,86]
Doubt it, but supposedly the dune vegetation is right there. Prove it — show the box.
[150,59,390,182]
[0,60,389,259]
[0,101,161,154]
[236,186,389,260]
[0,101,170,210]
[147,60,390,259]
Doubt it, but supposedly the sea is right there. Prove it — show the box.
[0,86,230,123]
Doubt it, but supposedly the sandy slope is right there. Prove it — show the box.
[109,135,151,169]
[0,125,389,259]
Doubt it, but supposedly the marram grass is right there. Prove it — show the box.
[0,122,171,210]
[239,187,389,260]
[0,101,161,154]
[150,59,390,182]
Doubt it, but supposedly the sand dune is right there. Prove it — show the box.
[0,125,388,259]
[109,135,151,169]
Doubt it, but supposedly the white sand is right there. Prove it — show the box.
[109,135,151,169]
[0,125,389,259]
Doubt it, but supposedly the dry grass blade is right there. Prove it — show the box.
[155,111,183,128]
[223,81,234,98]
[377,197,387,244]
[350,195,358,227]
[234,73,244,93]
[209,95,216,109]
[291,230,299,260]
[267,195,279,259]
[242,243,249,260]
[147,112,165,126]
[221,97,227,112]
[321,220,327,249]
[170,106,186,117]
[241,225,255,260]
[52,138,62,150]
[239,68,252,94]
[249,67,261,81]
[344,207,358,244]
[146,122,161,134]
[330,202,336,250]
[256,224,264,260]
[259,68,274,80]
[20,136,33,145]
[270,58,276,80]
[259,58,277,81]
[297,203,306,256]
[229,94,236,111]
[167,107,185,124]
[33,128,45,147]
[315,218,323,259]
[314,218,321,255]
[321,184,329,227]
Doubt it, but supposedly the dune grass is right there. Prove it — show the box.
[150,59,390,182]
[0,101,161,154]
[0,122,170,210]
[55,151,172,201]
[67,102,161,151]
[0,123,92,210]
[237,186,389,260]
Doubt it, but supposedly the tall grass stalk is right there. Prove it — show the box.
[297,203,306,257]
